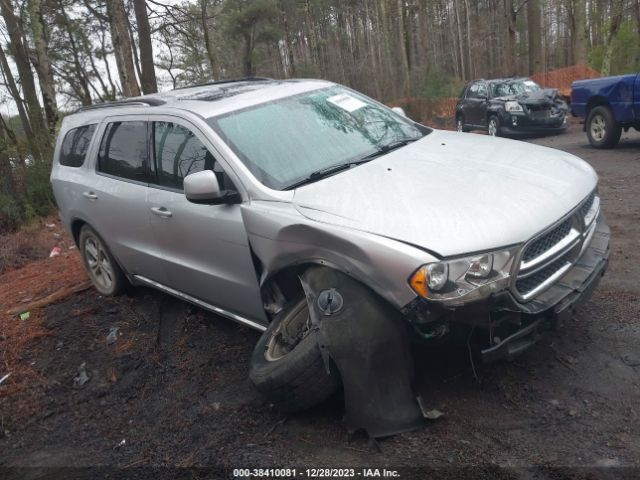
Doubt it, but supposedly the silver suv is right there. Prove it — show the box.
[51,78,609,437]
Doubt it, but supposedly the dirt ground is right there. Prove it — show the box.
[1,124,639,478]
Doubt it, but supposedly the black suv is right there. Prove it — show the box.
[455,77,569,136]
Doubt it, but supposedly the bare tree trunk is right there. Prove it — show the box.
[453,0,466,79]
[133,0,157,93]
[396,0,411,96]
[463,0,473,78]
[569,0,588,64]
[127,20,143,86]
[0,0,50,162]
[106,0,141,97]
[243,29,256,76]
[98,27,119,98]
[0,44,34,143]
[634,0,640,68]
[527,0,543,74]
[601,0,625,76]
[201,0,218,79]
[27,0,58,135]
[58,9,93,105]
[281,2,296,77]
[503,0,517,76]
[0,119,20,218]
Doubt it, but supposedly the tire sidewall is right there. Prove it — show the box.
[249,296,339,411]
[79,225,124,296]
[488,115,500,137]
[587,106,621,149]
[250,297,320,386]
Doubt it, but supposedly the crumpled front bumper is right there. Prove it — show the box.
[480,214,610,362]
[498,110,569,135]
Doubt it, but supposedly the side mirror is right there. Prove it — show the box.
[391,106,407,118]
[184,170,240,205]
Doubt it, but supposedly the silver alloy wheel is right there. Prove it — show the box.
[265,299,312,361]
[83,235,115,291]
[590,114,606,141]
[488,118,498,136]
[456,118,463,132]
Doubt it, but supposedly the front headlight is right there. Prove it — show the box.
[409,248,517,305]
[505,101,523,112]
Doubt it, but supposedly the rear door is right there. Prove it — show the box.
[146,115,267,326]
[81,116,166,282]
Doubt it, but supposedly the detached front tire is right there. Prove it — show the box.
[586,105,621,149]
[249,296,340,413]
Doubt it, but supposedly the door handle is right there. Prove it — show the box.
[150,206,172,218]
[83,191,98,200]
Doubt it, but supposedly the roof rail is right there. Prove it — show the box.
[173,77,274,91]
[76,97,166,113]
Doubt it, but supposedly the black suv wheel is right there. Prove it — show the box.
[487,115,501,137]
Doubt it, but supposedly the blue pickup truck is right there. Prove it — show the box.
[571,72,640,148]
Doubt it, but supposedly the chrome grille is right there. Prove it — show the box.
[580,192,596,218]
[522,219,572,262]
[513,191,599,301]
[515,254,571,296]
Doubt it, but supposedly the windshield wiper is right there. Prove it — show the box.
[284,159,372,190]
[357,137,420,162]
[284,137,420,190]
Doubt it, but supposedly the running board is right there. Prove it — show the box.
[133,275,267,332]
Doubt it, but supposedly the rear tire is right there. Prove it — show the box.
[79,225,126,296]
[249,296,340,413]
[456,115,470,132]
[586,105,621,149]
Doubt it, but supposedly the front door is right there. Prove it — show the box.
[467,82,489,126]
[146,117,267,325]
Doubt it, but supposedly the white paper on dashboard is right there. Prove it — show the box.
[327,93,366,113]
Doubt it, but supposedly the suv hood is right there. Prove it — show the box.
[493,88,568,109]
[293,130,597,257]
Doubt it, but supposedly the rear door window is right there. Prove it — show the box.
[152,121,234,191]
[59,124,96,167]
[97,121,151,182]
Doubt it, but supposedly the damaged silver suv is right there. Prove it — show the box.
[51,78,609,437]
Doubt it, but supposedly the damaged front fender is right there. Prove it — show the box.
[241,201,436,311]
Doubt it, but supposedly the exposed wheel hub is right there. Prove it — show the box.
[317,288,343,315]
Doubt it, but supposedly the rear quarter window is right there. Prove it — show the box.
[97,121,150,182]
[59,124,97,167]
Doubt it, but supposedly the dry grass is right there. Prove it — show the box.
[0,217,87,398]
[0,214,75,274]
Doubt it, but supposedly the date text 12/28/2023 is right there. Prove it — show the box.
[232,468,401,478]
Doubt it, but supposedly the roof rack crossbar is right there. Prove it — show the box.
[173,76,273,90]
[76,98,166,112]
